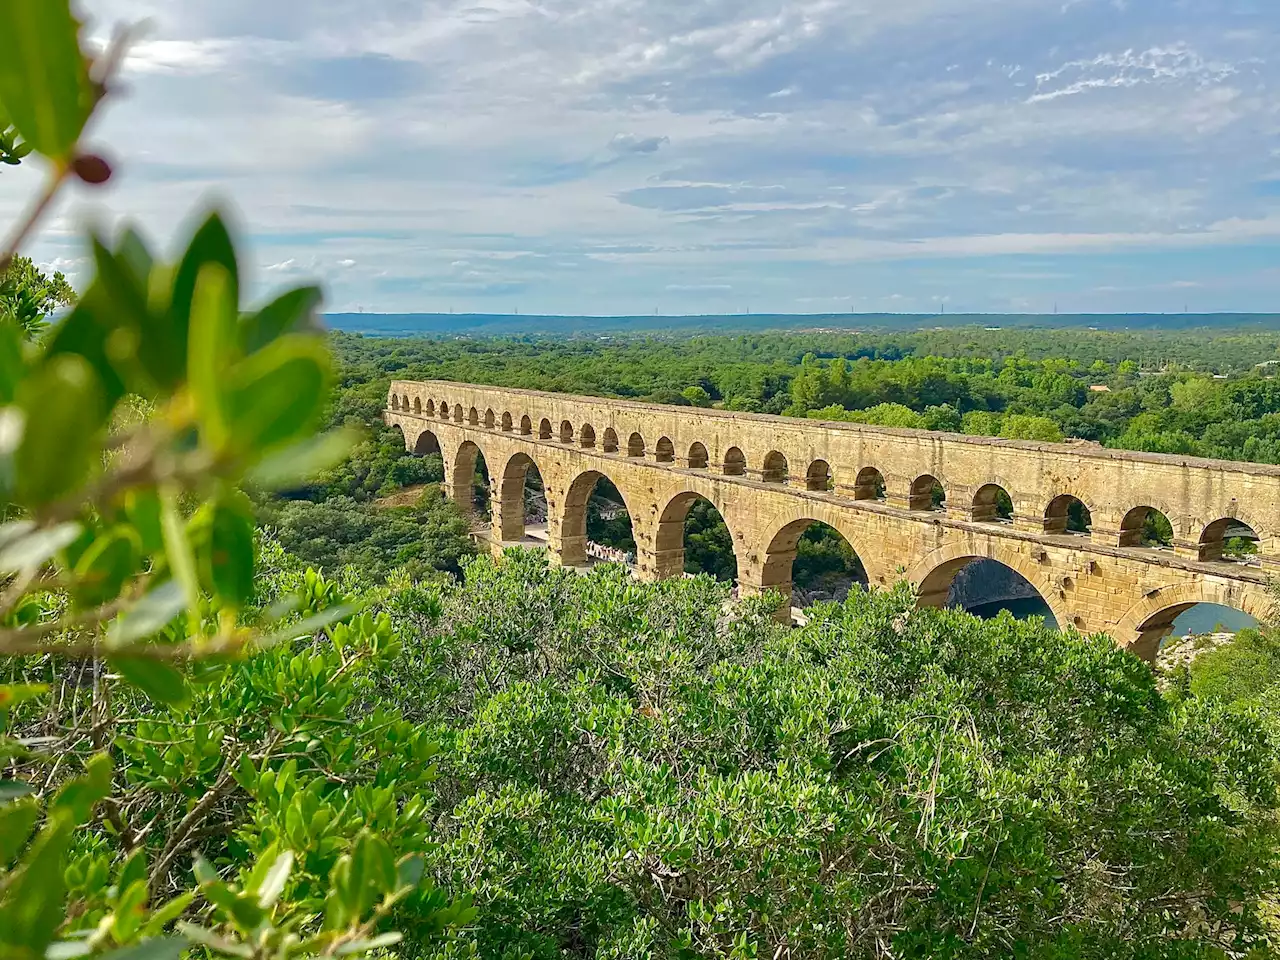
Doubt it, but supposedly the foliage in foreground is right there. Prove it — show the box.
[376,551,1280,959]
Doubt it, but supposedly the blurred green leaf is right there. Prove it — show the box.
[107,580,185,647]
[205,498,255,608]
[239,285,323,355]
[110,658,189,709]
[50,753,111,822]
[96,939,186,960]
[254,850,293,909]
[72,527,139,607]
[0,321,23,404]
[0,683,47,710]
[246,427,359,490]
[0,521,81,574]
[14,354,105,506]
[0,815,73,952]
[223,336,330,456]
[186,263,237,452]
[0,796,38,866]
[0,0,92,160]
[169,212,239,380]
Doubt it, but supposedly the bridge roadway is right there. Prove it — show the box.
[386,379,1280,659]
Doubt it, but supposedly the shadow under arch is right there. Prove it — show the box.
[494,450,547,542]
[451,439,490,517]
[908,544,1069,631]
[414,428,441,456]
[558,467,637,567]
[1114,581,1272,662]
[655,490,740,583]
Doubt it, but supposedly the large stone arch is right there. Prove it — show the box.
[414,427,442,456]
[555,467,639,568]
[1112,579,1272,661]
[449,439,489,514]
[647,487,744,583]
[750,508,884,618]
[492,449,549,542]
[907,542,1071,631]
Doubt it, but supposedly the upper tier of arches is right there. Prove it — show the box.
[388,382,1280,568]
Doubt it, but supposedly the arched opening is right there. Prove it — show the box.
[484,408,496,429]
[723,447,746,477]
[414,429,441,456]
[391,395,400,411]
[539,418,553,440]
[763,519,868,616]
[602,428,619,453]
[439,402,450,421]
[1119,505,1173,549]
[520,415,533,436]
[910,474,945,511]
[560,470,635,567]
[580,424,596,449]
[468,406,479,426]
[1142,603,1262,664]
[1198,518,1261,564]
[656,437,675,463]
[762,451,789,483]
[413,397,422,414]
[627,432,645,458]
[501,412,513,432]
[400,394,409,410]
[494,452,547,543]
[854,467,886,501]
[918,557,1058,629]
[559,420,574,444]
[452,441,491,519]
[656,492,738,583]
[805,460,833,492]
[971,483,1013,523]
[688,442,709,469]
[1044,494,1092,535]
[453,405,463,424]
[425,399,435,417]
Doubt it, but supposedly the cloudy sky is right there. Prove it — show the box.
[3,0,1278,315]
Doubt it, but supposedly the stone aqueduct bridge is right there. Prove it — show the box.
[386,379,1279,658]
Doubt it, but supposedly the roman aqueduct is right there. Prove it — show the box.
[386,379,1279,658]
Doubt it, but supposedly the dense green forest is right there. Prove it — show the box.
[5,8,1280,959]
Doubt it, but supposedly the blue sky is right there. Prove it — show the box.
[3,0,1278,315]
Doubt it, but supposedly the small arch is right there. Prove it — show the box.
[468,406,479,426]
[400,394,409,410]
[425,399,436,417]
[655,437,675,463]
[854,466,886,501]
[971,483,1013,523]
[656,491,739,583]
[413,397,422,414]
[688,442,709,469]
[439,401,450,420]
[762,451,789,483]
[627,432,645,458]
[539,418,553,440]
[1119,505,1173,549]
[1198,517,1261,564]
[453,405,463,423]
[602,428,620,453]
[391,422,406,447]
[484,408,496,429]
[391,395,400,411]
[559,420,574,444]
[1044,494,1092,535]
[580,424,596,449]
[501,411,514,432]
[414,429,441,456]
[723,447,746,476]
[910,474,945,511]
[805,460,833,492]
[520,415,533,436]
